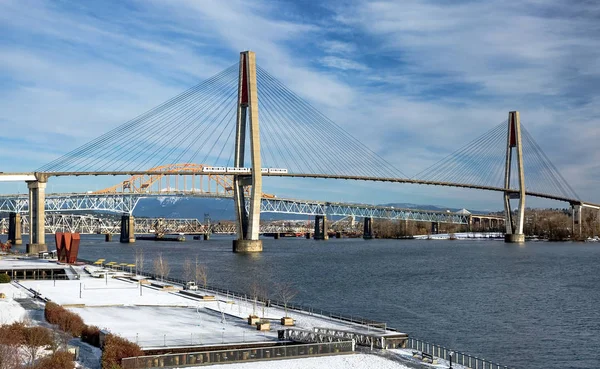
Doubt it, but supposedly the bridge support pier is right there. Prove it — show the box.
[26,181,47,254]
[572,204,582,239]
[314,215,328,240]
[120,214,136,243]
[232,51,263,253]
[8,212,22,245]
[503,111,526,243]
[363,217,373,239]
[431,222,439,235]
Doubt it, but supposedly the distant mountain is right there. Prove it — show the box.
[132,197,309,221]
[379,203,495,214]
[131,197,496,221]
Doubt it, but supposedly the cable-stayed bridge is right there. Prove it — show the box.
[1,50,597,253]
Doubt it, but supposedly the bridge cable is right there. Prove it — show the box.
[258,67,396,177]
[38,63,239,173]
[63,66,237,172]
[256,65,407,178]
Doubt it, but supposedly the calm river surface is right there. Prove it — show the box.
[28,236,600,369]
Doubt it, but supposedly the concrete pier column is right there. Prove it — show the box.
[8,212,22,245]
[26,181,47,254]
[431,222,439,235]
[120,214,136,243]
[314,215,328,240]
[363,217,373,239]
[274,233,280,240]
[572,204,582,238]
[203,233,210,241]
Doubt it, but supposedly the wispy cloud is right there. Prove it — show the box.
[320,56,368,71]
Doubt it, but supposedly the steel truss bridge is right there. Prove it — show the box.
[0,214,308,235]
[0,192,497,225]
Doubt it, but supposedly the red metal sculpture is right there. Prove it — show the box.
[55,232,81,263]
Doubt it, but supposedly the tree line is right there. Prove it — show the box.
[371,208,599,241]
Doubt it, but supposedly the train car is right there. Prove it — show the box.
[202,166,227,173]
[226,167,251,173]
[260,168,269,173]
[268,168,288,174]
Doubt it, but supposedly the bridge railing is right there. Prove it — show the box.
[407,337,510,369]
[121,340,354,369]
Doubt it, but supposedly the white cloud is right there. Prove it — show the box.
[320,56,368,71]
[321,40,357,54]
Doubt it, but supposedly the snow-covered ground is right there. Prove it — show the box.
[0,257,64,269]
[414,232,503,240]
[0,282,28,324]
[195,354,411,369]
[10,261,449,369]
[18,266,398,349]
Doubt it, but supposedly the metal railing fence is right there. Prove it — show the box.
[121,340,354,369]
[407,337,510,369]
[125,332,273,348]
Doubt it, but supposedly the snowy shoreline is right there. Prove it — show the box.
[1,257,481,368]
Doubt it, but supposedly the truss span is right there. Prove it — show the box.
[258,198,479,224]
[0,215,308,235]
[0,193,498,224]
[92,163,275,198]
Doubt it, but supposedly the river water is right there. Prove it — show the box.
[20,235,600,369]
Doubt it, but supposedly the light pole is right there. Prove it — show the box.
[448,351,454,368]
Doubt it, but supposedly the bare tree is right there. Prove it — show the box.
[194,256,208,289]
[153,252,170,282]
[23,326,53,366]
[135,248,145,275]
[182,258,194,282]
[275,282,298,318]
[259,284,269,318]
[0,322,24,369]
[248,280,261,317]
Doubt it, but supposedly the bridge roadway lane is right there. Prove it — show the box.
[0,171,596,208]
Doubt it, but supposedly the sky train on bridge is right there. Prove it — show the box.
[202,167,288,174]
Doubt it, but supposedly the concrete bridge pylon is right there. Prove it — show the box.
[503,111,526,243]
[232,51,263,253]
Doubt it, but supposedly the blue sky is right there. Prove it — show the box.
[1,0,599,211]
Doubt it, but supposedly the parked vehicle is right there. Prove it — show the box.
[184,281,198,290]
